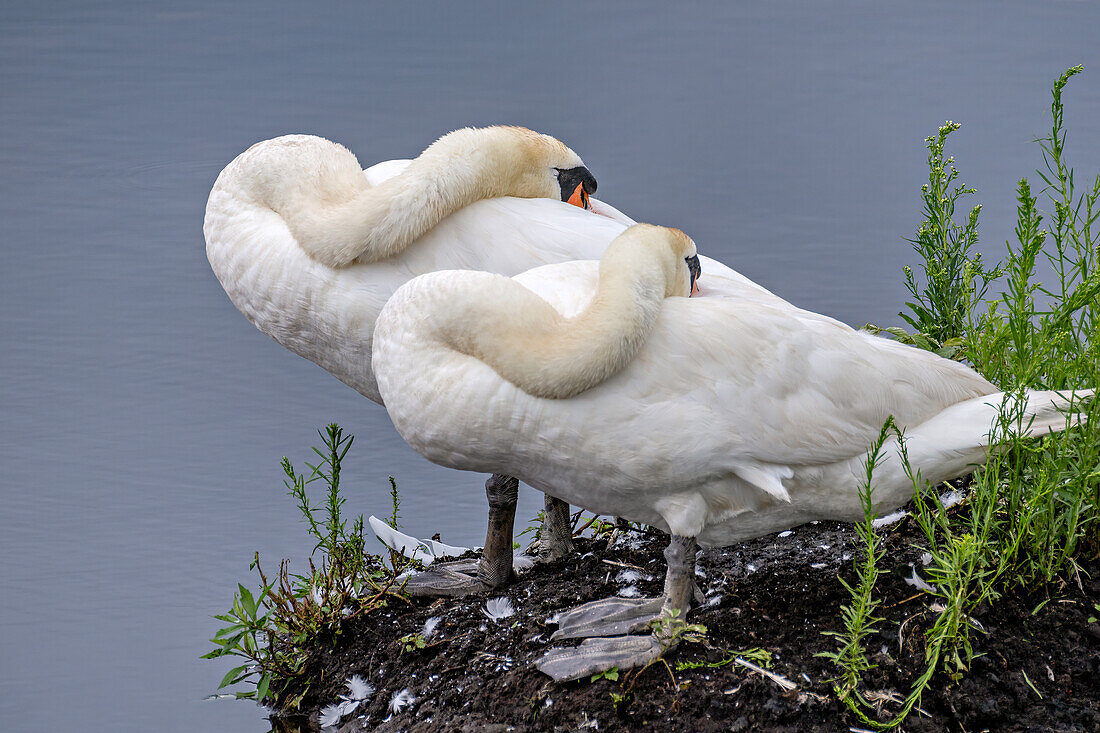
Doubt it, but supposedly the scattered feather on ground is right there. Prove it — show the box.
[345,674,374,702]
[905,565,936,593]
[872,509,908,528]
[615,568,650,583]
[389,688,416,714]
[483,597,515,621]
[422,616,441,639]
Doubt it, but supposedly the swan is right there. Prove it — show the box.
[204,126,776,595]
[371,223,1092,680]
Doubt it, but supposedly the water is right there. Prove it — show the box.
[1,2,1097,730]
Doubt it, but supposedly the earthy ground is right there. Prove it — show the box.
[269,498,1100,732]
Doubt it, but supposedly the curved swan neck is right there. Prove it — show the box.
[299,132,493,266]
[450,226,689,399]
[240,127,573,268]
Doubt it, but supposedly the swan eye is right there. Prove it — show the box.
[685,254,701,296]
[555,166,597,210]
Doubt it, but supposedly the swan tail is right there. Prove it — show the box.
[881,387,1093,490]
[936,387,1090,441]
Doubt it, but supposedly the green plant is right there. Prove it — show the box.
[675,646,772,672]
[590,666,619,682]
[648,607,708,650]
[204,568,282,703]
[376,474,419,574]
[386,476,401,529]
[518,509,546,543]
[899,122,1000,346]
[397,632,428,653]
[204,424,406,707]
[824,66,1100,731]
[817,419,893,716]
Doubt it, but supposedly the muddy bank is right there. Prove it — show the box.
[271,508,1100,732]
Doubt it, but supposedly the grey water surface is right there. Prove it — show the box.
[2,2,1098,731]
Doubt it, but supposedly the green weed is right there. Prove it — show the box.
[825,66,1099,730]
[675,646,772,672]
[203,424,407,708]
[397,632,428,653]
[590,666,620,682]
[817,419,894,713]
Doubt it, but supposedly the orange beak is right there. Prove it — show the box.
[691,280,701,297]
[567,182,591,210]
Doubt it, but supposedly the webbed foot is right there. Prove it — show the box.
[536,634,664,682]
[401,559,489,597]
[551,596,665,640]
[536,534,699,682]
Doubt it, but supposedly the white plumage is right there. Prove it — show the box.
[372,224,1087,546]
[203,127,643,404]
[206,128,767,595]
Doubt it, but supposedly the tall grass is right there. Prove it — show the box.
[827,66,1099,729]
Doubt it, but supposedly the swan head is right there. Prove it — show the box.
[434,126,597,209]
[601,224,701,298]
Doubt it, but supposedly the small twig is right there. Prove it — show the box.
[660,658,677,689]
[600,559,646,571]
[574,514,601,536]
[883,592,925,609]
[897,610,924,650]
[735,657,797,691]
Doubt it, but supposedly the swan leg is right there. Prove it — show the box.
[477,473,519,587]
[536,534,697,682]
[660,534,697,615]
[537,495,575,562]
[402,474,518,597]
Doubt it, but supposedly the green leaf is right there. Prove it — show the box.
[238,584,256,618]
[256,672,271,702]
[218,664,249,690]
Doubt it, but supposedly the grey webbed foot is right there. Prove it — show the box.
[550,596,665,640]
[402,474,519,598]
[536,534,699,682]
[401,559,489,597]
[536,634,664,682]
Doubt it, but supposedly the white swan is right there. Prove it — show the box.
[203,126,773,595]
[371,224,1092,680]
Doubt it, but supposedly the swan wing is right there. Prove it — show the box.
[633,294,995,469]
[364,158,412,185]
[511,264,994,472]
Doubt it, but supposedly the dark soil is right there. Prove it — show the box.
[270,503,1100,732]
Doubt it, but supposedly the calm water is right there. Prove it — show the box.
[2,2,1098,730]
